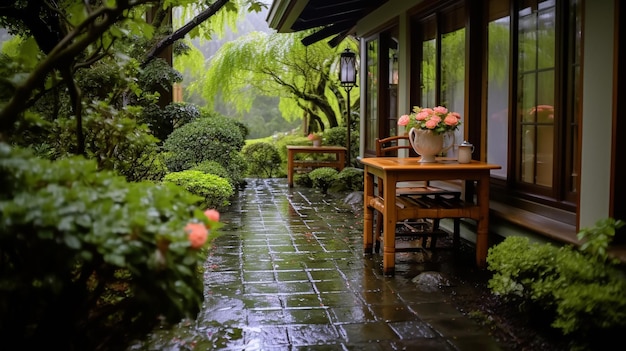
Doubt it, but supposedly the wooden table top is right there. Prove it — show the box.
[359,157,501,171]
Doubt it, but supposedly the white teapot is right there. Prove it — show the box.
[457,140,475,163]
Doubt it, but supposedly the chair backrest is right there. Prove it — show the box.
[375,135,412,157]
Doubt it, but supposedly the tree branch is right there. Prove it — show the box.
[142,0,231,66]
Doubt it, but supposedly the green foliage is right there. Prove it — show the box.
[163,170,233,210]
[323,126,360,167]
[162,113,246,172]
[241,142,282,178]
[308,167,339,194]
[295,173,313,188]
[0,143,220,350]
[335,167,364,192]
[191,160,233,186]
[577,217,625,263]
[140,102,202,143]
[486,232,626,339]
[273,133,310,164]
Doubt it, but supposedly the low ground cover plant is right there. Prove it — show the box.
[486,218,626,346]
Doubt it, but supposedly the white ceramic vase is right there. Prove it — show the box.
[408,128,453,163]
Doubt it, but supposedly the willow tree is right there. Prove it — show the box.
[200,30,359,133]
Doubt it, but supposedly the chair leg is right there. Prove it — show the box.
[453,219,461,249]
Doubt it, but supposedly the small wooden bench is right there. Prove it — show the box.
[287,145,347,187]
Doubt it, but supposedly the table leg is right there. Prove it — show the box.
[382,176,397,276]
[338,151,345,170]
[475,173,490,268]
[363,167,374,253]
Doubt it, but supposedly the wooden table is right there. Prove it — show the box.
[287,145,347,188]
[360,157,501,274]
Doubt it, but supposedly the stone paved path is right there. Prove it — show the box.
[138,178,502,350]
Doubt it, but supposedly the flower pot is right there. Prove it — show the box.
[312,139,322,147]
[408,128,453,162]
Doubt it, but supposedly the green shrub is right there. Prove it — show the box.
[487,231,626,339]
[295,173,313,188]
[224,151,247,190]
[139,102,201,143]
[162,170,233,210]
[191,160,234,188]
[242,142,282,178]
[577,217,625,263]
[308,167,338,194]
[162,113,246,173]
[0,143,220,350]
[335,167,364,191]
[39,103,166,182]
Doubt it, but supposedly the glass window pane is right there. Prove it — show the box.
[537,7,556,70]
[521,125,535,183]
[441,4,465,158]
[421,39,436,107]
[486,8,510,179]
[366,39,378,152]
[517,0,556,189]
[520,73,536,122]
[389,36,399,136]
[441,28,465,156]
[536,125,554,187]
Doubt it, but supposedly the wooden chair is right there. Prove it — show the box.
[373,135,461,252]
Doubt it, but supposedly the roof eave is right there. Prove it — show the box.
[266,0,311,33]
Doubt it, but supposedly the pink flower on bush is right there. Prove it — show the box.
[185,222,208,249]
[204,209,220,222]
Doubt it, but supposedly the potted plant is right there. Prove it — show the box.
[397,106,462,162]
[307,132,323,147]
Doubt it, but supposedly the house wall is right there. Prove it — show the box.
[579,0,615,228]
[354,0,617,243]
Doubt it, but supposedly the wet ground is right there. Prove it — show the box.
[133,178,507,350]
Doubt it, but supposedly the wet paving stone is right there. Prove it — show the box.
[132,178,502,350]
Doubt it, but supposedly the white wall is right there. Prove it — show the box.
[579,0,615,227]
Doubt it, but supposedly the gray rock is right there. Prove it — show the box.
[411,271,452,292]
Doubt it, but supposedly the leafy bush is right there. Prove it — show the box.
[140,102,201,143]
[0,143,220,350]
[487,229,626,339]
[335,167,364,191]
[16,102,166,182]
[308,167,338,194]
[163,170,233,210]
[577,217,625,263]
[295,173,313,188]
[224,151,247,190]
[191,160,232,186]
[162,113,246,173]
[242,142,282,178]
